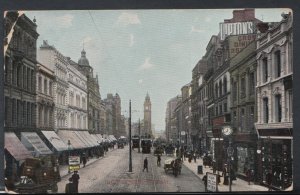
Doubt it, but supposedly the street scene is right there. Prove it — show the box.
[3,8,293,193]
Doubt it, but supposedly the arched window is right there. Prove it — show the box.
[219,80,222,97]
[275,94,282,122]
[263,98,269,123]
[215,83,218,98]
[262,57,268,83]
[275,50,281,78]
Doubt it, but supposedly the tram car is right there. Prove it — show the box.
[141,139,152,154]
[132,136,140,149]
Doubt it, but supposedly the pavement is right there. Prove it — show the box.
[59,147,117,179]
[181,156,269,192]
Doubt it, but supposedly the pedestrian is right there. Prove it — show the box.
[82,154,87,167]
[222,164,229,185]
[143,157,148,172]
[193,152,197,163]
[246,169,251,185]
[202,174,207,192]
[266,171,272,191]
[157,154,161,166]
[69,171,80,193]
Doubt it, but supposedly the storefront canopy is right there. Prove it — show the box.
[91,134,102,144]
[41,131,69,152]
[21,132,53,157]
[57,130,86,149]
[95,134,104,143]
[5,132,32,161]
[74,131,97,148]
[256,128,293,139]
[108,135,117,141]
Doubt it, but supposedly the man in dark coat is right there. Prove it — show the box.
[82,154,87,167]
[70,171,80,193]
[157,154,161,166]
[143,157,148,172]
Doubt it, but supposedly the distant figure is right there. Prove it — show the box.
[69,171,80,193]
[202,174,207,192]
[157,154,161,166]
[82,154,87,167]
[193,152,197,163]
[143,157,148,172]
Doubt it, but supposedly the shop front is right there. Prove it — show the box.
[256,128,293,190]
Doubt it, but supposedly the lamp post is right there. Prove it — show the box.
[68,139,71,173]
[129,100,132,172]
[138,118,141,153]
[221,126,233,192]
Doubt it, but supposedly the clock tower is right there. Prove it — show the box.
[144,93,152,137]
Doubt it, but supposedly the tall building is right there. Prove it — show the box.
[165,95,181,142]
[38,40,69,131]
[4,12,39,136]
[143,93,152,137]
[76,49,101,133]
[255,12,293,189]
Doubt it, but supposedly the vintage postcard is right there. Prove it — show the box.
[3,8,293,193]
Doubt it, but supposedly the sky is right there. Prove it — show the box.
[25,8,290,131]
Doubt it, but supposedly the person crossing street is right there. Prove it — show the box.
[143,157,148,172]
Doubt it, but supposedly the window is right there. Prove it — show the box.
[263,98,269,123]
[233,81,237,101]
[219,104,222,115]
[224,103,227,113]
[223,77,227,94]
[241,77,246,98]
[275,50,281,78]
[249,72,255,95]
[5,97,9,126]
[289,90,293,120]
[250,106,254,116]
[215,106,218,116]
[275,94,282,122]
[219,80,222,97]
[263,58,268,83]
[49,82,52,96]
[44,79,47,94]
[241,108,245,130]
[215,83,218,98]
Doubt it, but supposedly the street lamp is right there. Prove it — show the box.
[138,118,141,153]
[129,100,132,172]
[67,139,71,173]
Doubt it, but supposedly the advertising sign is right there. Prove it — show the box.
[207,172,218,192]
[219,21,256,40]
[228,34,256,58]
[69,155,80,172]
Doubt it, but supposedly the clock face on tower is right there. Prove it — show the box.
[145,106,149,110]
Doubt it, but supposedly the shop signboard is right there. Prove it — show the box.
[228,34,256,58]
[207,172,218,192]
[219,21,256,40]
[69,155,80,172]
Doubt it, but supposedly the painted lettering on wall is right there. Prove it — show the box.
[220,22,256,40]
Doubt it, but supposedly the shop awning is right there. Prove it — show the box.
[95,134,104,143]
[109,135,117,141]
[82,131,99,146]
[21,132,53,157]
[91,134,102,143]
[5,132,32,161]
[256,128,293,139]
[57,130,87,149]
[41,131,69,152]
[74,131,94,148]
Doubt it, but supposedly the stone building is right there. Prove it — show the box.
[143,93,152,137]
[165,95,181,142]
[67,58,88,130]
[229,40,257,179]
[38,41,69,130]
[255,12,293,189]
[99,101,107,134]
[4,12,39,136]
[191,58,208,154]
[181,83,192,147]
[36,62,55,130]
[76,49,101,133]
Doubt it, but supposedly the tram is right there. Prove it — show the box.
[132,135,140,149]
[141,138,152,154]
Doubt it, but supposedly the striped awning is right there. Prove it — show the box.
[5,132,32,161]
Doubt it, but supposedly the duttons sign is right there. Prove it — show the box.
[219,21,256,40]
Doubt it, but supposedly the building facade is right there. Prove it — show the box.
[4,12,39,136]
[181,83,192,147]
[36,62,55,130]
[255,13,293,189]
[76,49,102,133]
[38,40,69,130]
[229,40,257,179]
[165,95,181,142]
[67,59,88,130]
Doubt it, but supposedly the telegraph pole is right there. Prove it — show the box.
[129,100,132,172]
[138,118,141,153]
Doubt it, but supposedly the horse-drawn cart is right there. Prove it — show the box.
[164,158,182,177]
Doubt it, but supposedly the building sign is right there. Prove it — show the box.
[228,34,256,58]
[219,21,256,40]
[207,172,218,192]
[69,155,80,172]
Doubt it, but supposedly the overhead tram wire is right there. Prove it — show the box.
[87,10,128,97]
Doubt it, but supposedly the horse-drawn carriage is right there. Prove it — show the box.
[164,158,182,177]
